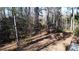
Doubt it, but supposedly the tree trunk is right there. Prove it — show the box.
[13,16,19,47]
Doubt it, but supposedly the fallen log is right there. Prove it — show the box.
[0,43,17,51]
[25,31,48,41]
[22,38,55,51]
[19,33,52,48]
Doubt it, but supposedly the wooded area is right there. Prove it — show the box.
[0,7,79,51]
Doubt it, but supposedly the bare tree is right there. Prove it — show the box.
[12,7,19,47]
[34,7,40,33]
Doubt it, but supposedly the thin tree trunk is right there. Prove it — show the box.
[13,16,19,47]
[72,8,75,31]
[53,10,55,24]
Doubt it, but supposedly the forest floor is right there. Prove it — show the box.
[0,31,73,51]
[21,33,73,51]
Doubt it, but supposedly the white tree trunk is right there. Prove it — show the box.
[13,16,19,47]
[53,9,55,24]
[72,8,75,31]
[71,18,73,31]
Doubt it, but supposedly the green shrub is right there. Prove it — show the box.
[56,28,64,33]
[74,28,79,36]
